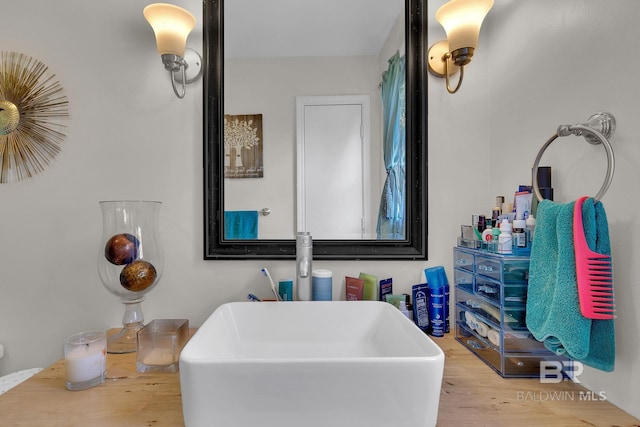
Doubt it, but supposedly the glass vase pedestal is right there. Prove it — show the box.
[97,201,164,355]
[106,301,146,354]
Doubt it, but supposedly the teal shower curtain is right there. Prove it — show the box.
[376,52,406,240]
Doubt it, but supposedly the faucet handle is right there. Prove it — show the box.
[298,256,309,278]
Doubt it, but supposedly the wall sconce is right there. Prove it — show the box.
[144,3,203,99]
[427,0,494,94]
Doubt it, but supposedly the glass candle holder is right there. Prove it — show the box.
[64,331,106,391]
[137,319,189,373]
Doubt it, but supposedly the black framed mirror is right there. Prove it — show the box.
[203,0,427,260]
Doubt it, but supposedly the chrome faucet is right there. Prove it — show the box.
[296,232,312,301]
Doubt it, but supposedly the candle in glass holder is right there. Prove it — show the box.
[136,319,189,373]
[64,331,106,391]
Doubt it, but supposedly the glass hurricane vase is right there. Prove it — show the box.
[98,201,164,354]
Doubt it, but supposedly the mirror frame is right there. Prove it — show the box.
[203,0,427,260]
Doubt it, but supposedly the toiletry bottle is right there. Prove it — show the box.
[427,284,445,337]
[444,283,450,333]
[526,215,536,243]
[536,166,554,201]
[477,215,486,232]
[406,297,414,321]
[424,266,449,337]
[411,284,429,332]
[512,216,529,255]
[497,219,513,254]
[278,279,294,301]
[472,214,479,229]
[379,278,393,302]
[471,214,482,241]
[311,269,332,301]
[491,207,501,224]
[296,232,313,301]
[398,300,411,319]
[481,223,493,243]
[491,222,501,241]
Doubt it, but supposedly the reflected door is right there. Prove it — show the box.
[296,95,371,239]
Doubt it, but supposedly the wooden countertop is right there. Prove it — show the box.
[0,332,638,427]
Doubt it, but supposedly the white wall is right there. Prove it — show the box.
[428,0,640,418]
[0,0,637,420]
[0,0,434,379]
[0,0,205,374]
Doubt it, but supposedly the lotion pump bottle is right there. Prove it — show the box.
[296,232,313,301]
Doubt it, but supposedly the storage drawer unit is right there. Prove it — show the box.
[454,268,474,288]
[474,253,529,284]
[456,322,567,377]
[453,249,475,272]
[453,247,566,378]
[475,275,528,306]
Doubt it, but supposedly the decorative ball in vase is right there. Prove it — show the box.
[97,201,164,354]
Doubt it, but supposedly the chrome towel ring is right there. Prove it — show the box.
[532,112,616,203]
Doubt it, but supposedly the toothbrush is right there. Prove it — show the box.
[261,268,281,301]
[247,293,261,302]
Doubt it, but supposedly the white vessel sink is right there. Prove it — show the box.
[180,301,444,427]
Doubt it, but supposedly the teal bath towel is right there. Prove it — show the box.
[224,211,258,239]
[526,198,615,372]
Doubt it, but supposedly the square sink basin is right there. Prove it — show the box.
[180,301,444,427]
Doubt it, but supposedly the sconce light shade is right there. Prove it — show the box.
[144,3,195,57]
[427,0,494,94]
[436,0,493,66]
[143,3,202,99]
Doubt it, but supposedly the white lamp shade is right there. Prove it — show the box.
[436,0,494,53]
[144,3,196,57]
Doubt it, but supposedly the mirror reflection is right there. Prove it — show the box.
[223,0,406,240]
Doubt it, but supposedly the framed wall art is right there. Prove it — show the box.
[223,113,263,178]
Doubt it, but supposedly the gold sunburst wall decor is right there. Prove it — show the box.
[0,51,69,183]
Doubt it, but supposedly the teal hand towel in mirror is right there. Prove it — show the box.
[224,211,258,239]
[526,198,615,372]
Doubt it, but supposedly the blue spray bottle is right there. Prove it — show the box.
[424,266,450,337]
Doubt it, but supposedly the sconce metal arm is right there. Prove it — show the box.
[159,48,202,99]
[444,53,464,94]
[161,54,187,99]
[162,53,187,99]
[170,65,188,99]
